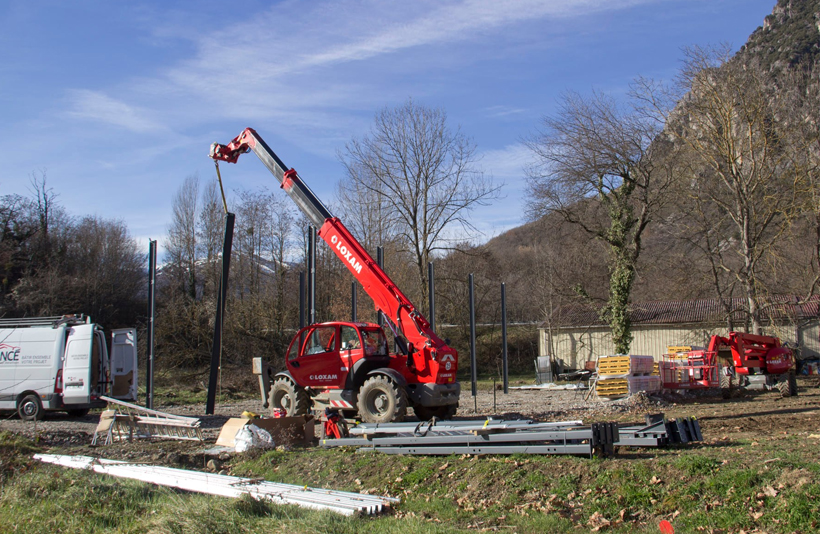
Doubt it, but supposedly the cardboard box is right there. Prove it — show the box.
[216,415,315,448]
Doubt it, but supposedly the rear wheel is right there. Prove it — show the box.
[776,373,794,397]
[357,376,407,424]
[17,394,44,421]
[414,403,458,421]
[719,371,733,399]
[268,377,310,416]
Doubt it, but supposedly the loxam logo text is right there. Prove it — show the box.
[310,374,338,381]
[329,235,363,274]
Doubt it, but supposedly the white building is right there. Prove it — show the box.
[539,296,820,371]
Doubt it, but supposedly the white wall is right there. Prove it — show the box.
[541,320,820,370]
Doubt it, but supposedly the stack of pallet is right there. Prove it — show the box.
[595,355,661,398]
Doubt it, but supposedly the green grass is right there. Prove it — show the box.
[2,432,820,533]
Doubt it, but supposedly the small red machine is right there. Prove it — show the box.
[710,332,796,397]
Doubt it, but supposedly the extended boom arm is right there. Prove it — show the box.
[210,128,457,382]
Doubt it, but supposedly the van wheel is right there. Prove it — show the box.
[358,376,407,423]
[67,409,90,418]
[18,394,44,421]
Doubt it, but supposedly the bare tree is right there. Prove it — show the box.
[335,160,399,252]
[166,174,200,300]
[526,90,675,354]
[197,179,226,298]
[641,46,803,334]
[339,99,500,312]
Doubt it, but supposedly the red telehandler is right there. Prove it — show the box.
[711,332,798,398]
[210,128,460,423]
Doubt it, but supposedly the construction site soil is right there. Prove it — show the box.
[2,379,818,453]
[2,379,819,533]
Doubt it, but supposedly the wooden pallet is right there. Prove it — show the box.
[597,355,655,376]
[596,378,629,397]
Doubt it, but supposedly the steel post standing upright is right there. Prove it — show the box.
[428,262,436,332]
[308,226,316,325]
[298,271,305,329]
[146,240,156,409]
[469,274,477,411]
[206,212,235,415]
[376,246,384,328]
[502,282,509,394]
[351,283,357,322]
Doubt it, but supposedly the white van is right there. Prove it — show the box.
[0,315,138,420]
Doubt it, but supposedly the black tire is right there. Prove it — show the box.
[789,371,798,397]
[776,373,793,398]
[357,375,407,424]
[719,372,733,400]
[414,403,458,421]
[268,377,310,416]
[67,408,90,418]
[17,394,44,421]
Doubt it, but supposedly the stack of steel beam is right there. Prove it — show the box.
[323,418,619,457]
[321,415,702,457]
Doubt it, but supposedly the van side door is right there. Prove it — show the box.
[62,324,94,405]
[110,328,138,401]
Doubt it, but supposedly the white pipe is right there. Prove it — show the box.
[34,454,397,516]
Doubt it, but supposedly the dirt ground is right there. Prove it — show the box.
[2,377,818,450]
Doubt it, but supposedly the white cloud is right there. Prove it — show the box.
[155,0,662,118]
[480,143,534,184]
[63,90,164,132]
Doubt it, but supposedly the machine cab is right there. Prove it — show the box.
[285,322,388,389]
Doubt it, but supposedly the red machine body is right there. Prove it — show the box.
[707,332,794,376]
[707,332,797,397]
[212,128,460,423]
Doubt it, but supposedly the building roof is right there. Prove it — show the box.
[543,295,820,329]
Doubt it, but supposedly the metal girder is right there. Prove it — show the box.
[324,419,619,458]
[324,414,702,457]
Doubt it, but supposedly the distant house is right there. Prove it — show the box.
[539,296,820,371]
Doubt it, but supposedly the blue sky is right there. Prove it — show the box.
[1,0,777,252]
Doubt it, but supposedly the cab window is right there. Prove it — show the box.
[304,326,337,355]
[340,326,361,351]
[362,328,388,356]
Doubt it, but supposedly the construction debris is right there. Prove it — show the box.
[91,396,203,445]
[34,454,398,516]
[595,355,662,398]
[216,415,315,448]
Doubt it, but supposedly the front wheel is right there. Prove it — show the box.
[357,376,407,424]
[17,394,44,421]
[268,377,310,416]
[414,403,458,421]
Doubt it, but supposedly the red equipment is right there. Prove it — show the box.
[709,332,797,398]
[662,332,797,397]
[213,128,460,423]
[660,350,719,391]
